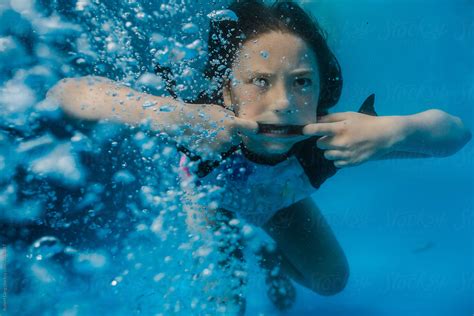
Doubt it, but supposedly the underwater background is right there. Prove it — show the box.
[0,0,472,315]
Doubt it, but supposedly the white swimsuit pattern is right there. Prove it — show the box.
[179,148,316,226]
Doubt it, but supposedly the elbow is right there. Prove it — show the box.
[46,77,78,105]
[45,79,74,116]
[46,78,66,99]
[46,76,100,119]
[430,110,472,157]
[47,75,102,99]
[43,79,67,112]
[446,116,472,157]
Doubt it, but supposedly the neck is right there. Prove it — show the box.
[240,144,291,165]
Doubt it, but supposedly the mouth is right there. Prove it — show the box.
[257,123,305,137]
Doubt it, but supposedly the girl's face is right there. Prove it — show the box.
[223,31,320,157]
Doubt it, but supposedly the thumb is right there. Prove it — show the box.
[233,117,259,135]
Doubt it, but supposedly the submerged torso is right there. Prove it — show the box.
[178,148,316,226]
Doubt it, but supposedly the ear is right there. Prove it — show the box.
[222,77,234,111]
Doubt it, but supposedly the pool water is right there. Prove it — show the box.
[0,0,472,315]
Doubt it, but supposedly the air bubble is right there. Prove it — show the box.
[142,100,157,109]
[28,236,64,261]
[207,10,238,22]
[260,50,269,59]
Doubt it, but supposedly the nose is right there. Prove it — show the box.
[269,81,293,114]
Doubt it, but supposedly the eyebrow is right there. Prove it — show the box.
[246,69,315,77]
[292,69,316,76]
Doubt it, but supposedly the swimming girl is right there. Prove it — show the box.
[46,0,471,312]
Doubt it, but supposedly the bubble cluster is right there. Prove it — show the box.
[0,1,275,314]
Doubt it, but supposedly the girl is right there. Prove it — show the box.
[46,0,471,312]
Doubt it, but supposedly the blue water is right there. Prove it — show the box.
[0,0,472,315]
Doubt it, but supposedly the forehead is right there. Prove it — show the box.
[233,31,318,74]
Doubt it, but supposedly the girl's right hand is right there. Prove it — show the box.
[172,103,258,161]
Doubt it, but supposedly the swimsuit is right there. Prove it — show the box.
[179,147,317,226]
[177,93,378,226]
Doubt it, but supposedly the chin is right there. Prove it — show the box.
[246,139,293,156]
[261,143,292,154]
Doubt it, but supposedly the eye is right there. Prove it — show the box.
[251,77,270,88]
[294,78,312,88]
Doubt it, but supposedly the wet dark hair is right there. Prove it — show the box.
[153,0,346,175]
[202,0,343,116]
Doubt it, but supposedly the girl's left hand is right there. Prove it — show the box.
[302,112,399,168]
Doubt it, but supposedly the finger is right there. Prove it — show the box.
[333,160,348,168]
[233,117,259,135]
[316,136,347,150]
[317,113,349,123]
[302,123,338,136]
[323,150,348,160]
[316,136,332,150]
[334,159,360,168]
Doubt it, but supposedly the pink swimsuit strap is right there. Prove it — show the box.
[179,154,192,178]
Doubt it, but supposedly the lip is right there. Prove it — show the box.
[257,123,305,136]
[259,133,299,139]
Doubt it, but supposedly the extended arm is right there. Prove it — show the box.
[46,76,185,136]
[302,109,472,167]
[46,76,258,160]
[378,109,472,159]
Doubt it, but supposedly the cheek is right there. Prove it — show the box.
[235,87,256,102]
[298,93,319,118]
[235,103,260,119]
[302,97,318,112]
[232,87,262,117]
